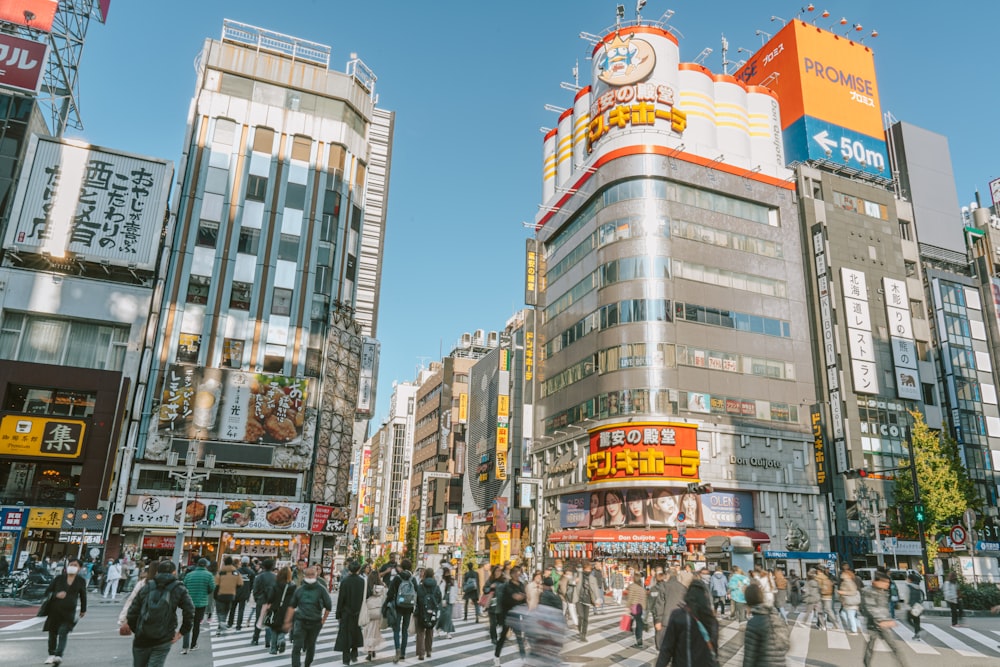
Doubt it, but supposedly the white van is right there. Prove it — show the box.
[854,568,925,604]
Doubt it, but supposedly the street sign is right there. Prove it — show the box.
[950,525,967,546]
[678,536,687,548]
[976,540,1000,552]
[676,512,686,523]
[964,508,977,527]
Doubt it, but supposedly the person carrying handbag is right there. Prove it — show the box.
[905,572,925,640]
[655,580,719,667]
[40,557,88,666]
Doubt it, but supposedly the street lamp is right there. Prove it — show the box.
[167,441,215,567]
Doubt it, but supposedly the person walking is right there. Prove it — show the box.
[229,556,255,631]
[462,562,480,622]
[626,573,648,648]
[181,558,215,654]
[709,569,729,616]
[521,576,566,667]
[41,557,88,666]
[334,561,365,666]
[118,563,157,637]
[654,580,719,667]
[860,571,909,667]
[214,556,242,636]
[802,569,823,629]
[483,565,505,644]
[251,558,277,648]
[816,567,839,630]
[362,568,385,661]
[385,558,417,663]
[742,582,790,667]
[525,570,543,610]
[837,566,861,634]
[728,566,750,623]
[104,558,122,602]
[557,566,578,630]
[436,568,457,638]
[651,568,688,650]
[415,568,443,661]
[773,569,787,616]
[611,567,625,605]
[265,566,296,655]
[575,561,602,642]
[787,571,800,609]
[905,572,925,640]
[125,560,195,667]
[283,566,332,667]
[494,564,527,666]
[204,561,217,621]
[943,571,962,626]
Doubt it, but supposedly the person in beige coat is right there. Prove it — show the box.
[214,556,243,636]
[626,574,648,648]
[362,568,385,662]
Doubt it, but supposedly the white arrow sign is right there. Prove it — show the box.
[814,130,838,155]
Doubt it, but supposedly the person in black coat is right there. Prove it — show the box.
[334,561,365,666]
[42,557,87,665]
[655,580,719,667]
[251,558,277,647]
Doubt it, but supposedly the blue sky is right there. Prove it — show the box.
[70,2,1000,426]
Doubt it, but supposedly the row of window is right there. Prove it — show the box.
[543,386,799,434]
[673,260,787,298]
[186,277,295,316]
[674,302,792,338]
[676,345,795,380]
[545,177,778,257]
[0,313,128,372]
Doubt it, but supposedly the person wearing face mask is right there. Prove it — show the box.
[41,557,87,665]
[283,566,332,667]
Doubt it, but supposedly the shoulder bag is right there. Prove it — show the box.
[358,578,371,627]
[264,584,289,626]
[686,608,720,667]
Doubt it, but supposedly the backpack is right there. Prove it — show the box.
[419,588,439,627]
[137,580,180,640]
[396,577,417,610]
[236,569,253,602]
[463,576,478,595]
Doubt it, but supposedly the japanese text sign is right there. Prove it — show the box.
[6,136,172,270]
[310,505,348,534]
[1,507,26,531]
[27,507,64,529]
[587,421,699,482]
[0,33,47,93]
[0,415,86,460]
[122,495,310,531]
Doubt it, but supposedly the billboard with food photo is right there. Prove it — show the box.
[122,494,310,532]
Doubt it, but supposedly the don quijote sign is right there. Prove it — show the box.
[729,455,784,469]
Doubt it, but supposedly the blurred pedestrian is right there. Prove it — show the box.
[837,565,861,634]
[742,582,790,667]
[654,580,718,667]
[626,573,648,648]
[728,566,750,623]
[709,569,728,616]
[905,572,925,640]
[522,577,566,667]
[214,556,242,636]
[437,568,457,638]
[265,567,296,655]
[251,558,277,648]
[362,568,385,661]
[334,561,364,666]
[181,558,215,653]
[41,557,87,666]
[651,568,687,650]
[944,571,962,627]
[493,564,526,666]
[462,562,480,621]
[860,570,907,667]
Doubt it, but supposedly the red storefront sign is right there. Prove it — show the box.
[0,33,48,94]
[587,421,699,482]
[142,536,176,550]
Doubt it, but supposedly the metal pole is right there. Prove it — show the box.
[872,492,884,568]
[909,455,929,575]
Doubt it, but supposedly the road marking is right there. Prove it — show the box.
[920,622,985,657]
[825,627,851,650]
[0,616,44,632]
[786,611,812,667]
[953,626,1000,654]
[889,623,938,654]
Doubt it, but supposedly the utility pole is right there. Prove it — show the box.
[167,441,215,568]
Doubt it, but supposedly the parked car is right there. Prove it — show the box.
[855,568,926,604]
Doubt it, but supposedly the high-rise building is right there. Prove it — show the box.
[124,21,393,566]
[529,17,822,568]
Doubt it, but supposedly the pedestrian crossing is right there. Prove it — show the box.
[204,604,1000,666]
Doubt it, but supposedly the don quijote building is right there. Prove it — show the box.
[528,16,825,571]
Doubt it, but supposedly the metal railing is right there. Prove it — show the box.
[221,19,331,68]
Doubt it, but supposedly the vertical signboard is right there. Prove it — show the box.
[525,238,538,306]
[811,406,831,492]
[812,225,848,473]
[842,268,878,395]
[883,278,921,400]
[356,338,379,418]
[495,348,510,481]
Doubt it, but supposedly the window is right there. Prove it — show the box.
[177,332,201,364]
[238,228,260,255]
[305,348,322,377]
[272,288,293,316]
[246,175,268,202]
[252,127,275,154]
[230,282,252,311]
[4,386,97,418]
[291,135,311,162]
[196,220,219,248]
[213,118,237,146]
[285,182,306,210]
[278,234,300,262]
[321,190,341,241]
[263,347,285,373]
[0,312,128,371]
[222,338,244,368]
[328,144,346,173]
[186,276,211,305]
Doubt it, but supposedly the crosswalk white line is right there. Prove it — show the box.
[825,627,852,650]
[920,622,986,657]
[786,612,812,667]
[890,623,939,654]
[954,626,1000,652]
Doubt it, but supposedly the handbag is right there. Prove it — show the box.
[619,613,632,631]
[264,584,290,626]
[479,592,493,609]
[358,579,371,627]
[910,602,924,616]
[37,593,53,618]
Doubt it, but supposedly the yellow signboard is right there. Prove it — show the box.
[0,415,86,459]
[496,426,509,452]
[497,395,509,418]
[459,393,468,424]
[496,451,508,480]
[524,332,534,382]
[27,507,65,529]
[399,515,407,543]
[488,531,511,566]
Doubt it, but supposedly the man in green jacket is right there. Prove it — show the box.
[182,558,216,653]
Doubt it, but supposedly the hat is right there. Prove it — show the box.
[542,576,554,587]
[197,558,209,567]
[241,556,250,564]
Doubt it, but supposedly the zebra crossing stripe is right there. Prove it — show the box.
[953,626,1000,653]
[919,622,986,657]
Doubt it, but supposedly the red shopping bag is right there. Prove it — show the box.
[619,613,632,632]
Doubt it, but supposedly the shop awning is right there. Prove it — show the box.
[547,528,771,544]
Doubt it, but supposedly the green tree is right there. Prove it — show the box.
[404,513,419,560]
[891,411,978,562]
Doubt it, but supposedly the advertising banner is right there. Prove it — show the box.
[5,136,172,270]
[0,0,58,32]
[578,487,753,528]
[27,507,64,529]
[156,365,309,445]
[310,505,348,534]
[0,33,48,93]
[356,338,379,418]
[560,492,591,528]
[0,414,87,460]
[587,421,699,483]
[123,495,310,532]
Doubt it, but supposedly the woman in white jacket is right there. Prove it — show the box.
[362,568,385,662]
[436,570,458,639]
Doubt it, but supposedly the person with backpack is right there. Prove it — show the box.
[437,568,457,638]
[40,556,87,666]
[214,556,242,636]
[181,558,215,654]
[414,568,443,660]
[494,564,528,666]
[654,580,719,667]
[126,560,195,667]
[905,572,925,640]
[462,561,480,622]
[384,557,417,663]
[251,558,277,648]
[334,560,365,666]
[742,582,790,667]
[483,565,505,644]
[228,556,255,630]
[283,565,332,667]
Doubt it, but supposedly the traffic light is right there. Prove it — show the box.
[844,468,869,479]
[686,482,714,494]
[914,504,925,522]
[666,532,673,547]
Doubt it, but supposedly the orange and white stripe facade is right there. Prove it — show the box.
[539,25,791,226]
